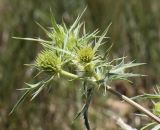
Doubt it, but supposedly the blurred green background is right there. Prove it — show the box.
[0,0,160,129]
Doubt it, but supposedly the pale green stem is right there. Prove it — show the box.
[60,70,79,79]
[60,69,97,85]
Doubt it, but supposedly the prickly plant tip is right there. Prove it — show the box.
[36,50,61,74]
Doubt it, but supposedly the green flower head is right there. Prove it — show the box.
[36,50,61,73]
[77,47,94,63]
[153,102,160,116]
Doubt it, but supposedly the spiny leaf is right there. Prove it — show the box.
[31,84,45,100]
[132,94,160,100]
[75,88,92,130]
[12,37,52,44]
[9,89,31,115]
[74,23,83,37]
[50,8,60,32]
[33,70,44,79]
[25,81,42,89]
[109,56,127,64]
[117,73,145,77]
[74,104,86,120]
[93,22,111,52]
[103,43,113,59]
[140,122,157,130]
[62,32,69,56]
[123,62,146,68]
[83,88,92,130]
[69,7,87,32]
[10,81,43,114]
[62,20,68,31]
[49,46,75,56]
[17,88,31,91]
[24,63,36,66]
[74,88,93,130]
[83,23,86,35]
[35,21,51,36]
[110,62,146,74]
[81,29,99,44]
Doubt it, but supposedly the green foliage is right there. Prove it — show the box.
[12,10,145,130]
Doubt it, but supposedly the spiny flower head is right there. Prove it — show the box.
[36,50,61,73]
[77,47,94,63]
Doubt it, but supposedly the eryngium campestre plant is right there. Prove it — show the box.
[11,9,145,130]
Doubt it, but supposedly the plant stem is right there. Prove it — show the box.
[60,70,79,79]
[106,85,160,124]
[60,70,160,124]
[60,70,97,84]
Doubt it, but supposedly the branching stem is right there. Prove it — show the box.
[60,70,160,124]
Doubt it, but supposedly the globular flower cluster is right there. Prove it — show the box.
[35,50,61,74]
[77,47,94,63]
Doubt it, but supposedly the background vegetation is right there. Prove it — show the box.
[0,0,160,129]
